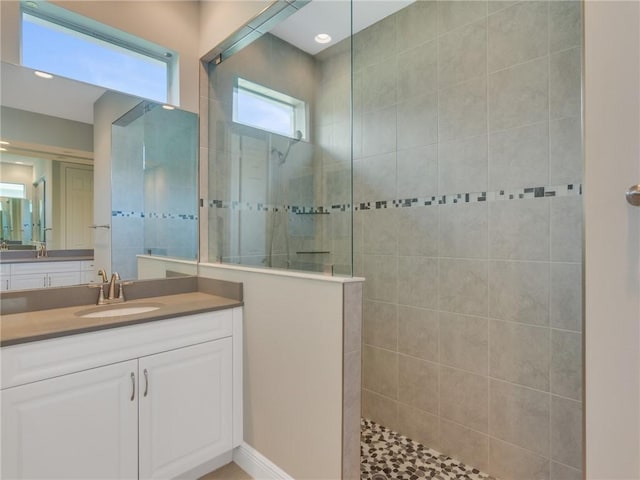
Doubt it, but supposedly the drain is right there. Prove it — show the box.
[371,473,388,480]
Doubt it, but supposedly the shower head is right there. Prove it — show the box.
[272,130,303,166]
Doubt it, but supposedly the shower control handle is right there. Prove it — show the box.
[626,185,640,206]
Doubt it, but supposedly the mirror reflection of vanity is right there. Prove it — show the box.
[0,60,198,289]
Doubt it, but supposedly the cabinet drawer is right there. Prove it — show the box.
[11,261,80,275]
[1,308,237,389]
[81,260,95,271]
[0,263,10,276]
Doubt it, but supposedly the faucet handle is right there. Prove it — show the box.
[97,268,108,283]
[88,284,106,305]
[119,281,133,301]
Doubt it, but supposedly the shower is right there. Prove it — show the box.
[266,130,303,268]
[270,129,303,165]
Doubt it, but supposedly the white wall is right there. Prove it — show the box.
[199,1,269,57]
[198,263,350,480]
[584,1,640,478]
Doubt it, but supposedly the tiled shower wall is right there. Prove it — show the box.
[354,1,583,478]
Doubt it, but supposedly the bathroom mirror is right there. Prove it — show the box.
[0,60,198,282]
[1,61,95,250]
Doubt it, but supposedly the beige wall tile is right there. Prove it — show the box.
[550,196,582,263]
[489,438,550,480]
[550,396,582,469]
[550,116,583,185]
[363,345,398,398]
[364,300,397,351]
[489,260,550,326]
[489,198,550,261]
[362,389,399,429]
[439,202,489,259]
[438,1,488,34]
[549,1,582,52]
[489,121,549,190]
[440,419,490,472]
[397,207,439,257]
[398,256,438,309]
[398,305,439,362]
[438,19,487,88]
[397,403,440,449]
[397,94,438,150]
[550,47,582,120]
[550,262,582,332]
[398,41,438,101]
[363,254,397,303]
[440,366,489,432]
[439,259,489,317]
[550,329,582,400]
[397,145,438,198]
[490,379,550,456]
[488,1,548,72]
[439,311,489,375]
[551,461,582,480]
[488,57,548,132]
[438,134,488,194]
[395,1,438,53]
[399,354,439,414]
[439,77,488,142]
[489,320,550,391]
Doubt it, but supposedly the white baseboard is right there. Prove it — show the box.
[233,442,293,480]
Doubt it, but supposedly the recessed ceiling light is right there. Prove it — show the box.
[0,141,9,145]
[34,71,53,79]
[0,148,7,152]
[162,105,175,110]
[314,33,332,44]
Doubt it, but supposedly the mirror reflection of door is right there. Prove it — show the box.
[61,164,93,249]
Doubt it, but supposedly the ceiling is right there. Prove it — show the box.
[270,1,413,55]
[0,61,105,125]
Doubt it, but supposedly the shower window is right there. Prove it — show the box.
[0,182,26,199]
[233,78,307,140]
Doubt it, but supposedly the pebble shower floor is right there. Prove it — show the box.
[360,418,494,480]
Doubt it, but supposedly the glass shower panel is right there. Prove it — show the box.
[112,101,198,280]
[206,1,353,276]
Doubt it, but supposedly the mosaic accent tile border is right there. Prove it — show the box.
[361,418,493,480]
[356,183,581,211]
[207,183,582,215]
[112,211,198,220]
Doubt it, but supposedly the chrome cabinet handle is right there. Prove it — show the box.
[143,369,149,397]
[626,184,640,206]
[130,372,135,401]
[89,224,111,229]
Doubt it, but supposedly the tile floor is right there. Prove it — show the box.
[361,418,493,480]
[200,462,252,480]
[202,419,494,480]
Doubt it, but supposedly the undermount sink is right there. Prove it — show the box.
[76,303,164,318]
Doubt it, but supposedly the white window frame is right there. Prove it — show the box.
[232,77,307,140]
[20,1,178,104]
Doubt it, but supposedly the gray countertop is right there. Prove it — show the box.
[0,276,243,347]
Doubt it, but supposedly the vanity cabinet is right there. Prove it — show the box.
[3,260,95,290]
[1,360,139,479]
[1,308,242,480]
[0,263,10,291]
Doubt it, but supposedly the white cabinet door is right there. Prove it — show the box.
[48,270,82,287]
[10,273,47,290]
[139,339,233,479]
[1,359,139,480]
